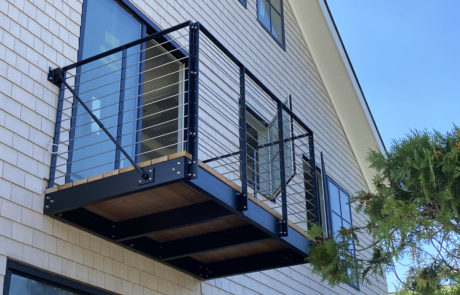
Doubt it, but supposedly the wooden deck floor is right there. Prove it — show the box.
[45,151,307,238]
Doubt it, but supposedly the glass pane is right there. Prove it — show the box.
[9,273,81,295]
[140,41,183,161]
[340,190,351,222]
[246,111,270,196]
[70,0,142,181]
[271,0,282,13]
[257,0,270,30]
[271,10,283,43]
[328,180,341,215]
[331,212,342,234]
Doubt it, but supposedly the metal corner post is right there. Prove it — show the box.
[238,66,248,211]
[277,103,288,236]
[187,22,200,179]
[48,68,66,188]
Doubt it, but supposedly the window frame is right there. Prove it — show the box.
[3,259,115,295]
[302,157,328,233]
[245,107,294,200]
[256,0,286,49]
[326,177,360,290]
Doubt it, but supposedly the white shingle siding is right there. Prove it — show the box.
[0,0,387,294]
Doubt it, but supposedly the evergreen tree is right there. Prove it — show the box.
[307,128,460,294]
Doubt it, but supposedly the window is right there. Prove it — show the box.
[4,260,113,295]
[327,178,359,288]
[239,0,247,7]
[245,108,293,199]
[257,0,285,47]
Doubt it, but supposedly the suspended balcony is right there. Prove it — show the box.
[45,21,321,279]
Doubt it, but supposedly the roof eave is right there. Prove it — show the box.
[289,0,386,191]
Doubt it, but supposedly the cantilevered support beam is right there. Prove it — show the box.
[205,249,305,279]
[160,226,269,261]
[187,166,310,257]
[114,202,232,241]
[58,208,115,238]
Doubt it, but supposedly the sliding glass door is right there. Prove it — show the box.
[69,0,185,182]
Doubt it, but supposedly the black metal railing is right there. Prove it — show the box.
[47,21,320,236]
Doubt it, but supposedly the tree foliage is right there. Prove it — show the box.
[307,128,460,294]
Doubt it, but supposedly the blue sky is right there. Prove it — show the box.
[326,0,460,292]
[327,0,460,147]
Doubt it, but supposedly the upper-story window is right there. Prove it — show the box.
[257,0,285,47]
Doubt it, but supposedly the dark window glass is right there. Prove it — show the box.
[5,260,112,295]
[8,273,80,295]
[257,0,285,46]
[239,0,247,7]
[340,190,351,222]
[328,181,341,215]
[257,0,271,30]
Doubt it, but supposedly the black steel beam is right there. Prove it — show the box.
[44,158,187,215]
[205,249,305,279]
[187,166,310,257]
[161,226,269,261]
[113,201,232,241]
[58,208,115,238]
[120,237,163,259]
[167,257,207,278]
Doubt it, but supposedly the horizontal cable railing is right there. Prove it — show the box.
[47,22,191,186]
[47,21,320,237]
[197,24,319,235]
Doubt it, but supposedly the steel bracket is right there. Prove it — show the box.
[138,166,154,186]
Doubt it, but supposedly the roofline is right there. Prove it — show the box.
[289,0,386,190]
[322,0,386,152]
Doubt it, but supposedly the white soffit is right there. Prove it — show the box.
[289,0,386,190]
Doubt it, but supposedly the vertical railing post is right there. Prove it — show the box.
[308,133,320,225]
[277,103,288,236]
[115,48,128,169]
[253,148,258,199]
[187,22,200,179]
[238,66,248,211]
[48,69,66,188]
[136,26,147,164]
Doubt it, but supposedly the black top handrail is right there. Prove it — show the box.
[60,21,192,72]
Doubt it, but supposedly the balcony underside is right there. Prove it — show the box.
[44,152,311,279]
